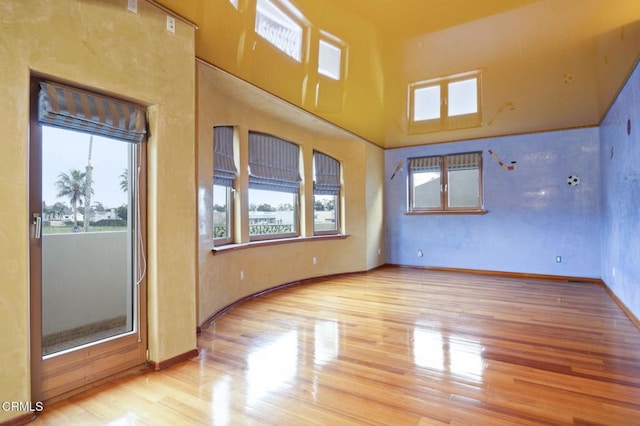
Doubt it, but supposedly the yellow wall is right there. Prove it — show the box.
[197,63,385,324]
[0,1,387,420]
[0,1,196,421]
[365,144,386,269]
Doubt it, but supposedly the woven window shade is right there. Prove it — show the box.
[248,132,301,193]
[408,156,441,172]
[213,126,238,187]
[446,152,481,170]
[38,81,147,143]
[314,151,341,195]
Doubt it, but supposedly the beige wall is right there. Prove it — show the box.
[365,144,386,269]
[197,63,385,325]
[0,1,196,421]
[42,232,129,335]
[0,1,386,420]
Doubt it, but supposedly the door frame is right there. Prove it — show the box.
[29,76,148,403]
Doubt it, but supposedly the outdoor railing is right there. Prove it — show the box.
[249,224,293,235]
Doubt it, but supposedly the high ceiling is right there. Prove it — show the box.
[320,0,538,39]
[158,0,640,148]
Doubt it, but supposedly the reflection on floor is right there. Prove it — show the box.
[32,267,640,424]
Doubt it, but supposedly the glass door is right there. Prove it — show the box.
[30,78,147,402]
[40,126,137,355]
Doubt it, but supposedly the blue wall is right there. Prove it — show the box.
[385,128,601,278]
[600,62,640,319]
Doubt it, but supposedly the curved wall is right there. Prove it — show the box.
[197,63,385,325]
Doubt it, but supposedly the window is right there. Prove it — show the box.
[255,0,304,62]
[313,151,341,235]
[248,132,301,240]
[409,71,482,133]
[408,152,483,213]
[413,85,440,121]
[213,126,238,245]
[318,38,342,80]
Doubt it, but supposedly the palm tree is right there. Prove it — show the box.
[55,169,86,230]
[120,168,128,192]
[51,202,67,220]
[83,136,94,232]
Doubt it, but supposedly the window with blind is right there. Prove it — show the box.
[213,126,238,245]
[408,152,483,213]
[38,81,147,143]
[313,151,341,235]
[248,131,301,240]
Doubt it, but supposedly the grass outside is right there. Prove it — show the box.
[43,225,127,234]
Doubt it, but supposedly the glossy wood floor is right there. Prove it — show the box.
[32,267,640,425]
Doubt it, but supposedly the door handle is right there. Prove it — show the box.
[33,213,42,239]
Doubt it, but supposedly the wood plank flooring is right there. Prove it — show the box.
[31,266,640,425]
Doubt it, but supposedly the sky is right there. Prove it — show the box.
[42,126,129,210]
[44,126,310,212]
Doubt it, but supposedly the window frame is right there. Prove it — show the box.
[312,150,342,236]
[248,188,300,241]
[213,184,234,245]
[408,71,482,134]
[247,131,302,242]
[213,125,238,246]
[408,152,484,214]
[30,76,148,401]
[313,193,340,236]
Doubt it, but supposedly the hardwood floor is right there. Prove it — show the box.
[31,267,640,425]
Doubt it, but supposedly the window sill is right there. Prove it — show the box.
[212,234,350,255]
[404,210,488,216]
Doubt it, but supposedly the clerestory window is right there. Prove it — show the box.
[255,0,304,62]
[409,71,482,134]
[318,38,342,80]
